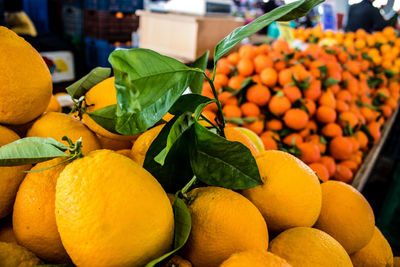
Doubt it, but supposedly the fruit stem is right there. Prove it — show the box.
[203,73,226,138]
[200,114,219,130]
[181,175,197,196]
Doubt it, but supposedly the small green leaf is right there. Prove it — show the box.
[169,94,213,116]
[66,67,111,99]
[224,117,257,125]
[155,112,195,165]
[323,77,340,88]
[318,65,328,76]
[361,124,374,143]
[145,194,191,267]
[87,105,118,133]
[109,48,202,135]
[194,100,217,121]
[325,49,335,54]
[320,136,327,144]
[189,122,262,189]
[0,137,69,166]
[367,77,383,88]
[362,53,373,62]
[384,69,395,78]
[213,0,324,66]
[190,51,209,94]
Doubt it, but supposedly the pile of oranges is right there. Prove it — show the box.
[201,26,400,184]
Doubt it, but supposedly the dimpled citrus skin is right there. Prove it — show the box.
[0,26,52,125]
[27,112,101,155]
[0,126,31,219]
[0,241,41,267]
[269,227,353,267]
[82,77,137,141]
[55,150,174,267]
[219,250,292,267]
[131,124,164,166]
[182,187,269,267]
[13,158,70,263]
[314,181,375,254]
[350,227,393,267]
[242,150,322,232]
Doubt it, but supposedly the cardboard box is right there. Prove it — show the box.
[137,10,244,62]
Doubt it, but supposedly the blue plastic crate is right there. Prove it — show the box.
[84,0,143,12]
[62,0,84,7]
[62,5,83,36]
[85,37,131,70]
[23,0,50,35]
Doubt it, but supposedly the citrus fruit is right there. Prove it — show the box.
[220,250,291,267]
[350,227,393,267]
[394,257,400,267]
[131,124,164,166]
[225,127,264,156]
[314,181,375,254]
[27,112,101,155]
[0,221,16,243]
[13,158,70,263]
[46,95,62,113]
[242,150,322,232]
[97,134,133,150]
[0,26,52,125]
[82,77,138,141]
[269,227,352,267]
[164,255,192,267]
[0,241,41,267]
[182,186,269,267]
[55,150,174,267]
[0,126,31,219]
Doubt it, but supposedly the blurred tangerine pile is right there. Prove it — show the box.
[201,26,400,184]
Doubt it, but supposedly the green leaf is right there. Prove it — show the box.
[109,48,202,135]
[224,117,257,125]
[362,53,373,62]
[194,100,216,121]
[87,105,118,133]
[318,65,327,77]
[367,77,383,88]
[143,117,194,193]
[230,77,255,97]
[0,137,69,166]
[169,94,213,116]
[323,77,340,88]
[155,112,195,165]
[361,124,374,143]
[190,51,209,94]
[385,69,395,78]
[145,194,191,267]
[213,0,323,64]
[66,67,111,99]
[189,122,262,189]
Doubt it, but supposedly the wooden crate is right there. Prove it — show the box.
[136,11,244,62]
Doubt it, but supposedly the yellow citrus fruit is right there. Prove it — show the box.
[242,150,321,232]
[164,255,192,267]
[225,127,264,156]
[0,241,41,266]
[55,149,174,266]
[350,227,393,267]
[0,221,16,243]
[13,158,70,263]
[0,26,52,125]
[97,134,134,150]
[0,126,31,219]
[220,250,292,267]
[269,227,353,267]
[82,77,137,141]
[394,256,400,267]
[131,124,164,166]
[314,181,375,254]
[27,112,101,155]
[46,95,62,113]
[116,149,134,159]
[182,186,269,267]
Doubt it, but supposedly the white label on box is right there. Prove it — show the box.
[40,51,75,83]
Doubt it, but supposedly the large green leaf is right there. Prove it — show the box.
[145,194,191,267]
[66,67,111,99]
[0,137,69,166]
[190,50,209,94]
[108,48,202,135]
[143,118,194,193]
[87,105,118,133]
[189,122,262,189]
[213,0,324,66]
[169,94,213,116]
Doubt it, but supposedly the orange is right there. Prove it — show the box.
[46,95,62,113]
[339,112,359,128]
[336,90,352,102]
[332,163,354,183]
[278,69,293,87]
[237,58,254,77]
[302,99,316,116]
[314,181,375,254]
[222,105,242,118]
[298,142,321,163]
[316,106,337,124]
[321,123,343,138]
[260,134,278,150]
[260,67,278,87]
[340,160,358,173]
[306,135,326,154]
[218,91,238,106]
[319,90,336,109]
[97,134,133,151]
[239,45,256,59]
[329,136,353,161]
[283,86,302,103]
[246,84,271,106]
[380,104,392,118]
[240,102,260,117]
[367,122,381,144]
[283,109,309,130]
[265,119,283,131]
[242,150,322,232]
[304,80,322,101]
[309,163,329,182]
[283,133,303,146]
[269,227,352,267]
[131,124,164,166]
[228,75,245,90]
[254,54,273,73]
[243,119,264,135]
[227,52,240,65]
[336,100,350,113]
[216,58,232,75]
[354,131,368,149]
[182,187,269,267]
[0,26,52,125]
[268,93,291,115]
[220,250,291,267]
[225,127,263,156]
